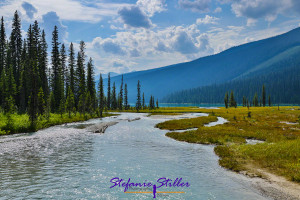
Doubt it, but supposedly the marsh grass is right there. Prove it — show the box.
[155,106,300,183]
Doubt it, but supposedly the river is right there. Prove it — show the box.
[0,113,269,199]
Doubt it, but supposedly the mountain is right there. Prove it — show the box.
[106,28,300,103]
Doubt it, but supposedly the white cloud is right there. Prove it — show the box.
[137,0,166,17]
[196,15,219,25]
[214,7,222,13]
[0,0,132,23]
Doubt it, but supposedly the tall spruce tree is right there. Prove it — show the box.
[136,80,141,112]
[119,75,123,110]
[98,74,104,117]
[40,30,48,99]
[262,84,266,107]
[27,25,39,128]
[229,91,236,107]
[65,86,75,118]
[107,72,111,109]
[87,57,96,111]
[51,26,61,111]
[68,42,75,94]
[111,82,117,110]
[142,92,145,109]
[0,16,6,74]
[60,44,66,98]
[224,92,229,108]
[10,11,22,86]
[124,83,128,110]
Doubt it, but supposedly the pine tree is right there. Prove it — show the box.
[224,92,229,108]
[262,84,266,107]
[0,16,6,75]
[124,83,128,110]
[156,99,159,109]
[98,74,104,117]
[136,80,141,112]
[268,95,271,107]
[229,91,236,107]
[119,75,123,110]
[65,86,75,118]
[86,57,96,111]
[111,82,117,110]
[19,40,27,113]
[75,41,86,107]
[60,43,66,98]
[68,42,75,94]
[152,96,155,109]
[149,95,153,109]
[27,24,39,127]
[107,73,111,109]
[10,11,22,86]
[142,92,145,109]
[51,26,61,111]
[40,30,48,99]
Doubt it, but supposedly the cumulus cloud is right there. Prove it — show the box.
[196,15,219,25]
[118,6,152,28]
[214,7,222,13]
[22,2,37,19]
[172,31,199,54]
[93,37,126,55]
[221,0,299,25]
[137,0,166,17]
[0,0,131,23]
[179,0,211,13]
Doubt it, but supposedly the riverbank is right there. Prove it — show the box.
[153,106,300,199]
[0,112,114,135]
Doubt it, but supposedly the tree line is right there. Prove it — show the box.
[162,65,300,104]
[0,11,159,128]
[224,84,272,108]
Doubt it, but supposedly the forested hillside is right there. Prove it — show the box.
[162,65,300,104]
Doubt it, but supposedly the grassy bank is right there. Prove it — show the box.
[155,106,300,183]
[0,112,113,135]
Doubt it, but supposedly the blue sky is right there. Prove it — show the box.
[0,0,300,75]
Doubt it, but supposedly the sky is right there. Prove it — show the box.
[0,0,300,75]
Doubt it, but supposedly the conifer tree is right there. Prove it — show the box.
[262,84,266,107]
[142,92,145,109]
[51,26,61,111]
[60,44,66,97]
[124,83,128,110]
[119,75,123,110]
[224,92,229,108]
[98,74,104,117]
[27,24,39,127]
[107,73,111,109]
[156,99,159,109]
[87,57,96,110]
[0,16,6,74]
[136,80,141,112]
[111,82,117,110]
[229,91,236,107]
[268,95,271,107]
[40,30,48,99]
[68,42,75,94]
[10,11,22,84]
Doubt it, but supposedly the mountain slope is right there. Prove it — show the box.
[107,28,300,103]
